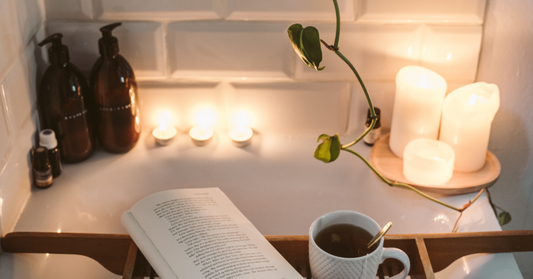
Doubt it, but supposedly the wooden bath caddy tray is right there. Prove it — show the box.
[369,134,501,195]
[2,230,533,279]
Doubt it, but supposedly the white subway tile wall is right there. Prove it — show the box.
[421,25,483,82]
[0,0,488,242]
[2,44,39,141]
[93,0,223,20]
[42,0,485,133]
[0,0,25,82]
[0,0,43,241]
[225,0,355,21]
[44,0,93,20]
[0,86,12,172]
[13,0,44,42]
[167,21,293,79]
[228,82,350,134]
[295,24,425,81]
[46,21,165,78]
[357,0,486,24]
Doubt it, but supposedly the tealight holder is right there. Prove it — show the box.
[189,126,214,146]
[152,126,177,146]
[152,111,177,146]
[228,126,253,147]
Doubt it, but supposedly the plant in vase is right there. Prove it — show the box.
[287,0,510,229]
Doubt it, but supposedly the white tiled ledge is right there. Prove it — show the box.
[2,130,523,279]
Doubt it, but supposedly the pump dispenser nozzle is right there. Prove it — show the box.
[98,22,122,56]
[39,33,70,65]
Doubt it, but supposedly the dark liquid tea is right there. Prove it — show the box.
[315,223,377,258]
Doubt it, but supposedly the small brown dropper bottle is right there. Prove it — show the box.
[33,147,53,188]
[363,107,381,146]
[39,129,62,178]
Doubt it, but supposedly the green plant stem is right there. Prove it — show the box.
[330,0,376,149]
[336,50,376,148]
[332,0,340,49]
[342,147,464,212]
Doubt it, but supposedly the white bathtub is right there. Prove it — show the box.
[0,132,523,278]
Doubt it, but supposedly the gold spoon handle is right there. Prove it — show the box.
[367,222,392,249]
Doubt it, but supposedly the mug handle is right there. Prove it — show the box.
[381,248,411,279]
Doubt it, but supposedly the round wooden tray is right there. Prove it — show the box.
[369,134,501,195]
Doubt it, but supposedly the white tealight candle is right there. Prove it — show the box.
[152,111,177,146]
[228,110,253,147]
[229,126,253,147]
[189,125,214,146]
[190,108,217,146]
[439,82,500,172]
[403,139,455,186]
[390,66,447,158]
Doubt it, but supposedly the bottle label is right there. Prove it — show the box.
[34,169,53,187]
[99,103,132,112]
[364,127,382,145]
[63,109,87,121]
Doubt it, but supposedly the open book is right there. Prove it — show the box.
[122,187,303,279]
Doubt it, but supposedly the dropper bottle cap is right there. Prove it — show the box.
[39,129,58,149]
[38,33,70,65]
[98,22,122,57]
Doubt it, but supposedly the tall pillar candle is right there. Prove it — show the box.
[439,82,500,172]
[389,66,447,158]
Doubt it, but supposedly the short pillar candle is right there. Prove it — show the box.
[390,66,447,158]
[439,82,500,172]
[403,139,455,186]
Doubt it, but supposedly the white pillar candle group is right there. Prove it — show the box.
[439,82,500,172]
[389,66,500,185]
[389,66,447,158]
[403,139,455,186]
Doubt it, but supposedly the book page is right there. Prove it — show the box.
[121,211,179,279]
[129,188,302,279]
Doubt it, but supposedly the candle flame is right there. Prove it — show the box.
[232,110,252,129]
[407,46,412,56]
[159,111,171,133]
[194,108,217,129]
[446,52,452,60]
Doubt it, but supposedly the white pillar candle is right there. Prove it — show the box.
[390,66,447,158]
[439,82,500,172]
[403,139,455,186]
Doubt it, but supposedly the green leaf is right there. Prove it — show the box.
[498,211,512,226]
[314,133,341,163]
[288,24,324,71]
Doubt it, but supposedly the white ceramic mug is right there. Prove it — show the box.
[309,211,410,279]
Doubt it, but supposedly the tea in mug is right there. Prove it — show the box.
[314,223,377,258]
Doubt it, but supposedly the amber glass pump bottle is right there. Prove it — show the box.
[38,33,95,163]
[90,22,141,153]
